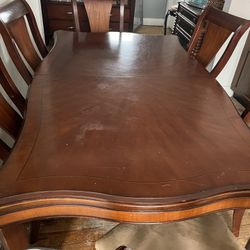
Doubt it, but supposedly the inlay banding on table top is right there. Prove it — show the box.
[0,194,250,226]
[0,31,250,225]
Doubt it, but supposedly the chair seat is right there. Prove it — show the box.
[96,214,243,250]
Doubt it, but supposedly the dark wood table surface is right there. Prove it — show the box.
[0,31,250,227]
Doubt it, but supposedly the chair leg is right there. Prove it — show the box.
[116,246,131,250]
[243,111,250,127]
[241,109,248,119]
[0,224,29,250]
[232,209,245,237]
[246,238,250,250]
[30,221,41,245]
[164,11,170,35]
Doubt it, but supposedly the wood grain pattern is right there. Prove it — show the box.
[0,223,28,250]
[73,0,125,32]
[244,112,250,127]
[0,55,25,164]
[0,93,23,163]
[0,31,250,237]
[41,0,136,44]
[83,0,113,32]
[0,21,32,85]
[0,94,22,139]
[188,6,250,77]
[232,209,246,237]
[7,17,42,71]
[0,0,48,84]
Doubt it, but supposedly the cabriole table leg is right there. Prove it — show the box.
[246,238,250,250]
[0,223,29,250]
[232,209,246,237]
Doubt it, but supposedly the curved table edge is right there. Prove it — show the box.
[1,190,250,226]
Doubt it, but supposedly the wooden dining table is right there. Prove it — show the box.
[0,31,250,249]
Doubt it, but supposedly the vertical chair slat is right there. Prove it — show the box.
[0,94,22,139]
[72,0,125,33]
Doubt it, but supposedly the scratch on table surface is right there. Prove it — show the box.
[75,122,107,142]
[97,83,110,90]
[126,94,139,102]
[80,104,101,114]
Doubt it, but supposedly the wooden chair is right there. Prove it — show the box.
[0,57,26,116]
[233,96,250,128]
[0,56,25,163]
[0,92,23,163]
[0,55,37,242]
[246,238,250,250]
[188,6,250,77]
[0,0,48,85]
[188,7,250,238]
[72,0,125,33]
[242,109,250,127]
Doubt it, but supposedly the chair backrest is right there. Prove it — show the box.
[0,55,25,163]
[0,57,26,115]
[188,6,250,77]
[0,92,23,163]
[72,0,80,33]
[72,0,125,32]
[242,110,250,127]
[0,0,48,85]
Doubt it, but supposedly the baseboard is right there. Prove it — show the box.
[143,18,164,26]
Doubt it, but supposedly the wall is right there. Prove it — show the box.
[143,0,167,25]
[228,0,250,19]
[223,0,232,12]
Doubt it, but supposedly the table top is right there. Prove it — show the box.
[0,31,250,225]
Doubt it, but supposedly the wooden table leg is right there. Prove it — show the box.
[232,209,246,237]
[30,221,41,244]
[246,238,250,250]
[0,224,29,250]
